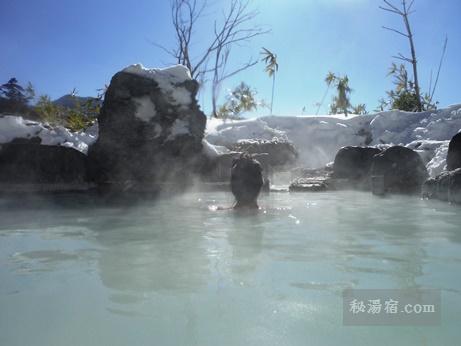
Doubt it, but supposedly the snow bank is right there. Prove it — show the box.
[0,115,97,154]
[206,114,369,168]
[370,105,461,143]
[201,139,232,158]
[206,118,288,147]
[205,104,461,177]
[424,141,449,177]
[122,64,192,108]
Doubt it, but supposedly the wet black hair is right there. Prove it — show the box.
[230,154,263,208]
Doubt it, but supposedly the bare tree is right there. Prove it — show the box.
[380,0,422,111]
[428,36,448,105]
[152,0,205,77]
[155,0,268,117]
[209,1,268,117]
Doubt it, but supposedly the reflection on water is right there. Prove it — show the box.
[0,191,461,345]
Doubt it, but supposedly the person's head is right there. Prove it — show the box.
[231,154,263,209]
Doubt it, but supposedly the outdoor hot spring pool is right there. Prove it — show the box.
[0,190,460,345]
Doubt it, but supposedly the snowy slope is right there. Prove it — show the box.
[205,104,461,176]
[0,115,97,154]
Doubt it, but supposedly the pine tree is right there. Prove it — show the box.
[0,78,35,114]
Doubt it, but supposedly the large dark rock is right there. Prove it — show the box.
[0,142,88,184]
[332,146,382,180]
[370,146,428,194]
[87,65,207,187]
[447,132,461,171]
[450,169,461,204]
[289,178,328,192]
[289,166,332,192]
[423,168,461,204]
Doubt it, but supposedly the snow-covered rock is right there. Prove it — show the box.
[122,64,192,109]
[0,115,97,154]
[231,138,298,168]
[206,118,287,147]
[405,140,449,177]
[87,64,206,185]
[201,139,232,158]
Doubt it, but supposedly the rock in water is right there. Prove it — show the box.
[370,146,428,194]
[289,178,328,192]
[332,146,382,180]
[449,169,461,204]
[447,132,461,171]
[88,64,207,188]
[0,141,88,185]
[423,168,461,204]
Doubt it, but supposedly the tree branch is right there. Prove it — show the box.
[382,26,409,37]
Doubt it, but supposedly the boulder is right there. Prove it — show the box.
[447,132,461,171]
[423,169,461,204]
[332,146,382,180]
[289,178,328,192]
[370,146,428,194]
[289,166,332,192]
[0,141,88,185]
[449,169,461,204]
[231,139,298,169]
[87,64,207,188]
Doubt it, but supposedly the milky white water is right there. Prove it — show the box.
[0,191,460,345]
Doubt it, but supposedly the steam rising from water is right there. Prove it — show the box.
[1,191,460,345]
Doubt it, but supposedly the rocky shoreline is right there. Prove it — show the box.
[0,64,460,204]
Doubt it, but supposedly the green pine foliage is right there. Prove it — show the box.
[34,95,64,124]
[0,78,35,115]
[34,93,99,131]
[65,97,99,131]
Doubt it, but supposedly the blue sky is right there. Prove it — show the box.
[1,0,460,115]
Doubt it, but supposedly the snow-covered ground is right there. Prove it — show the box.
[205,104,461,177]
[0,115,98,154]
[2,104,461,177]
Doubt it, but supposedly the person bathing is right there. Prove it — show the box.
[231,154,264,209]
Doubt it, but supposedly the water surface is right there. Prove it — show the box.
[0,191,460,345]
